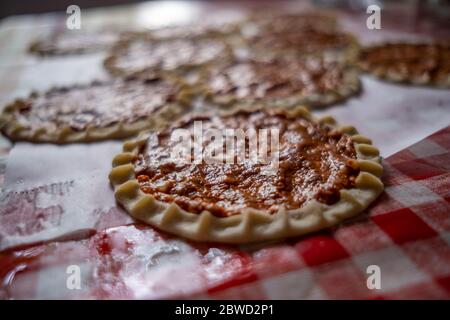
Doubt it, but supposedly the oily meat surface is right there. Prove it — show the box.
[360,43,450,82]
[208,59,347,100]
[13,79,176,131]
[134,112,359,217]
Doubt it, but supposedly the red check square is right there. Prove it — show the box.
[436,275,450,293]
[371,208,438,244]
[295,234,349,266]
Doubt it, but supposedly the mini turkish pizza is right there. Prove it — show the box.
[109,107,384,244]
[0,78,187,143]
[359,43,450,87]
[199,58,360,108]
[104,36,232,79]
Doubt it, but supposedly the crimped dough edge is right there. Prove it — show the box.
[109,105,384,244]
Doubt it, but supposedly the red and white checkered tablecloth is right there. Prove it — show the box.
[0,126,448,300]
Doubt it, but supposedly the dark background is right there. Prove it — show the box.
[1,0,450,26]
[0,0,144,19]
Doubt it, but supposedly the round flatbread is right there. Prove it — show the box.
[197,58,360,108]
[109,106,383,244]
[359,43,450,87]
[104,36,233,80]
[0,78,189,143]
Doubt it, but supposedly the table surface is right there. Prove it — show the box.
[0,0,449,300]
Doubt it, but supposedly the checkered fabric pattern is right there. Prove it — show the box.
[0,2,449,300]
[0,126,449,299]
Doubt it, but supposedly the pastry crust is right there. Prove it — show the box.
[359,42,450,88]
[0,78,191,143]
[109,106,384,244]
[195,58,360,109]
